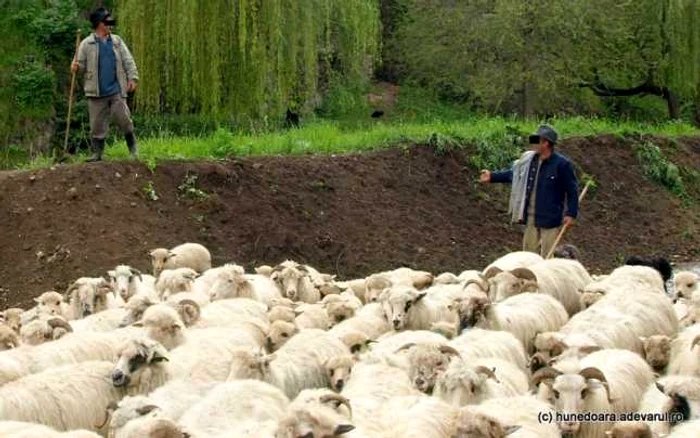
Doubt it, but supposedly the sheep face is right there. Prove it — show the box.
[267,320,298,352]
[488,270,538,302]
[227,348,273,380]
[67,278,114,318]
[337,330,373,358]
[1,308,23,333]
[120,295,156,327]
[535,367,610,436]
[34,291,64,316]
[434,361,497,407]
[455,409,520,438]
[325,356,353,392]
[271,263,309,301]
[149,248,173,276]
[112,338,169,389]
[379,286,426,331]
[0,324,19,350]
[208,265,247,301]
[364,275,392,303]
[108,395,163,434]
[20,316,72,345]
[268,306,296,323]
[455,294,491,331]
[108,265,143,301]
[134,305,186,350]
[605,422,655,438]
[641,335,672,371]
[400,344,459,394]
[674,271,699,301]
[580,289,605,309]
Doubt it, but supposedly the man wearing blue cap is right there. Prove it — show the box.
[479,125,579,256]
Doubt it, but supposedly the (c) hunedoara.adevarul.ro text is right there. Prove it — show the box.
[537,411,684,424]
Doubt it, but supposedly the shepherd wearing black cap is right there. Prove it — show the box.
[71,7,139,162]
[479,125,579,256]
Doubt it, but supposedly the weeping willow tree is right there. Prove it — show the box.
[116,0,380,121]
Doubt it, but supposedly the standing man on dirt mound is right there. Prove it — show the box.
[71,7,139,162]
[479,125,579,257]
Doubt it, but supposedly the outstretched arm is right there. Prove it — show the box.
[489,168,514,184]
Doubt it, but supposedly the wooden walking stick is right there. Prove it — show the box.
[545,180,593,259]
[59,29,81,161]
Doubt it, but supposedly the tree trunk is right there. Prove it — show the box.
[664,89,680,119]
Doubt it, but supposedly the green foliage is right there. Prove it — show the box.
[468,126,527,171]
[142,181,159,201]
[635,141,687,199]
[116,0,380,122]
[177,172,209,201]
[11,60,56,117]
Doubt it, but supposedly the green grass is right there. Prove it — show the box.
[98,116,699,162]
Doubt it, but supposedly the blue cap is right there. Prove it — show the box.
[529,125,558,145]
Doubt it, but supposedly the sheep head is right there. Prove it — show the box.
[336,330,374,357]
[112,338,169,391]
[456,408,521,438]
[208,264,247,301]
[454,293,492,331]
[396,343,460,394]
[1,308,23,333]
[277,399,354,438]
[364,274,392,303]
[674,271,699,301]
[34,291,64,317]
[133,304,186,350]
[149,248,174,276]
[108,265,143,301]
[267,320,299,352]
[106,395,162,435]
[174,299,201,327]
[66,277,115,318]
[326,301,356,325]
[580,288,606,309]
[268,306,297,323]
[533,366,612,436]
[434,359,500,407]
[640,335,672,371]
[325,355,354,392]
[270,260,312,301]
[487,268,538,302]
[379,285,427,331]
[120,295,156,328]
[0,324,19,350]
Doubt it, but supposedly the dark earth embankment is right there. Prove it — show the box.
[1,135,699,308]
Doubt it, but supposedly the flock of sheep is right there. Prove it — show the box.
[0,242,699,438]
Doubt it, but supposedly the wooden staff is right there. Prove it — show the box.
[545,180,593,259]
[62,29,82,157]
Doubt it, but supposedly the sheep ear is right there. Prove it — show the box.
[511,268,537,281]
[655,382,666,394]
[691,335,700,351]
[166,251,175,260]
[413,292,427,303]
[151,350,169,363]
[132,320,144,327]
[107,270,116,279]
[504,425,522,436]
[334,424,355,435]
[578,345,602,355]
[136,405,159,416]
[482,266,502,280]
[34,297,41,304]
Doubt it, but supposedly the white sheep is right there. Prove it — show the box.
[483,258,591,315]
[581,265,666,309]
[533,348,655,438]
[483,251,544,274]
[666,419,700,437]
[179,379,290,437]
[270,260,322,303]
[65,277,124,319]
[294,303,332,330]
[379,284,458,331]
[175,297,268,329]
[637,374,700,436]
[641,335,673,373]
[0,337,170,432]
[434,357,529,407]
[149,242,211,276]
[268,305,297,323]
[456,292,569,353]
[668,324,700,377]
[328,302,391,341]
[391,342,465,394]
[362,268,434,303]
[325,354,354,392]
[227,329,351,399]
[323,292,363,325]
[118,294,157,328]
[207,264,282,305]
[435,272,461,285]
[155,267,198,300]
[107,265,157,302]
[69,308,128,332]
[266,320,299,351]
[276,389,355,438]
[25,291,72,321]
[449,328,528,370]
[459,395,561,437]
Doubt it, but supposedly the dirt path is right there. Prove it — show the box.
[1,135,698,308]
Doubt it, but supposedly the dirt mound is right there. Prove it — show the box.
[1,135,698,308]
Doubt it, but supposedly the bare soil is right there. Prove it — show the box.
[1,135,698,308]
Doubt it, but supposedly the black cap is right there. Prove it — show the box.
[90,7,114,28]
[529,125,558,145]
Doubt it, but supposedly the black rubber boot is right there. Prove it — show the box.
[125,132,138,158]
[86,138,105,162]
